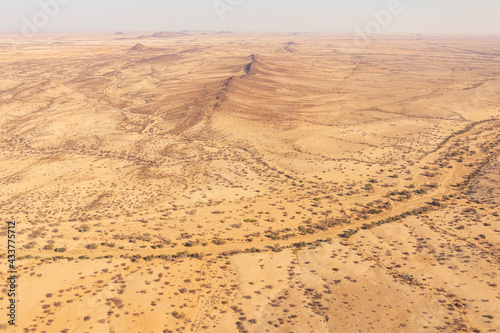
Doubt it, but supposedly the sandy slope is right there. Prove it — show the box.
[0,32,499,333]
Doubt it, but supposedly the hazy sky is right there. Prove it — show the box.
[1,0,499,34]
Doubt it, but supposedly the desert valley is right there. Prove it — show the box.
[0,32,499,332]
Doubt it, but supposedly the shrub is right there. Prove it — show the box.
[213,238,227,245]
[24,241,37,249]
[172,311,186,319]
[43,244,54,250]
[77,224,91,232]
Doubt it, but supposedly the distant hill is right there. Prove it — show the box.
[130,43,150,51]
[139,31,190,39]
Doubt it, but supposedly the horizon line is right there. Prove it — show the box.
[2,30,500,36]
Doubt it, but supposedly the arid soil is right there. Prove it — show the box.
[0,32,499,333]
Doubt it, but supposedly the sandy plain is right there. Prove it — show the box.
[0,32,499,332]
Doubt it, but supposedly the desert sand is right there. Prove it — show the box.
[0,32,499,332]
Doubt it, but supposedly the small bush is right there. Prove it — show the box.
[86,243,98,250]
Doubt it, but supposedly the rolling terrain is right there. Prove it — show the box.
[0,32,499,333]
